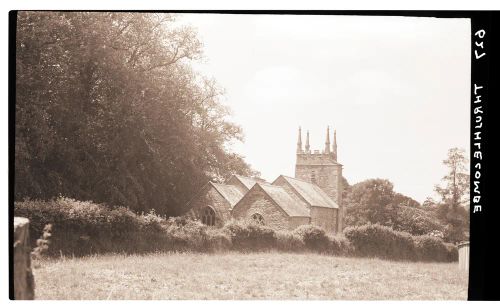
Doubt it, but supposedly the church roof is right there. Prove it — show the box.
[210,182,245,207]
[231,175,263,190]
[256,183,310,217]
[274,175,339,209]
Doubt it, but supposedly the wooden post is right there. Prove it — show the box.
[13,217,35,300]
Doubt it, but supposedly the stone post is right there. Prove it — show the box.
[13,217,34,300]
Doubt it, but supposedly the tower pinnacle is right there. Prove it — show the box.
[305,130,310,153]
[324,126,331,154]
[332,129,338,160]
[297,126,303,153]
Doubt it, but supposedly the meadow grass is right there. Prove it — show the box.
[33,252,467,300]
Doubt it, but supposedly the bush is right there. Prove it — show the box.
[344,223,416,261]
[329,235,353,256]
[445,243,459,262]
[294,225,330,252]
[344,223,457,262]
[414,235,455,262]
[275,227,352,256]
[275,231,305,252]
[223,220,277,251]
[204,227,232,252]
[392,205,445,236]
[15,197,173,255]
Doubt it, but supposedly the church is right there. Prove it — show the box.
[185,127,344,234]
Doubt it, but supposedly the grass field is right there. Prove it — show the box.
[33,252,468,300]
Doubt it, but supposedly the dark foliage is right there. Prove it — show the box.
[16,199,456,262]
[344,178,447,238]
[15,12,258,216]
[293,225,330,252]
[223,220,277,251]
[344,223,416,261]
[344,223,457,262]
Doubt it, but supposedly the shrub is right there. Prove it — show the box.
[445,243,459,262]
[275,231,305,252]
[414,235,454,262]
[329,235,353,256]
[344,223,457,262]
[163,218,206,251]
[31,223,52,261]
[204,227,232,252]
[344,223,415,261]
[223,220,276,251]
[15,197,167,255]
[392,205,445,236]
[293,225,331,252]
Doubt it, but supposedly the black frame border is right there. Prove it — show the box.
[8,10,499,301]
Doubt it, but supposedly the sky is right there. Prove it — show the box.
[176,14,471,203]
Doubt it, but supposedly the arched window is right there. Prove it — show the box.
[251,213,265,225]
[201,206,216,226]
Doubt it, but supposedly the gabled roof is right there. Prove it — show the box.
[230,175,262,190]
[210,182,245,207]
[256,183,310,217]
[273,175,338,209]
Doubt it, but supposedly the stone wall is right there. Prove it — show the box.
[13,217,34,300]
[188,185,232,226]
[232,188,289,231]
[310,206,337,234]
[288,216,311,230]
[295,163,339,201]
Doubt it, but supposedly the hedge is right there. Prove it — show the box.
[14,198,457,262]
[223,220,277,251]
[344,223,457,262]
[14,197,229,255]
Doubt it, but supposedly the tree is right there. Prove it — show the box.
[393,192,420,208]
[344,179,397,227]
[434,148,470,207]
[344,178,444,236]
[433,148,470,243]
[15,12,257,216]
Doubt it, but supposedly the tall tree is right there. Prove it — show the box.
[433,147,470,242]
[434,148,470,207]
[15,12,257,215]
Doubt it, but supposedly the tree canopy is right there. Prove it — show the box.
[430,147,470,242]
[15,12,259,216]
[344,178,444,237]
[344,147,470,242]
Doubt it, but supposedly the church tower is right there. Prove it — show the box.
[295,126,344,232]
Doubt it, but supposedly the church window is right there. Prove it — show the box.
[311,171,317,184]
[201,206,216,226]
[251,213,265,225]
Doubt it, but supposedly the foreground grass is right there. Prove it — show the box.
[33,252,467,300]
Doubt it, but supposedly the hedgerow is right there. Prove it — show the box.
[223,219,277,251]
[343,223,457,262]
[15,198,457,262]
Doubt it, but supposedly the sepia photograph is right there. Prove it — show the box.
[11,11,477,300]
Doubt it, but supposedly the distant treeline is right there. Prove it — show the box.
[15,12,258,216]
[342,147,470,244]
